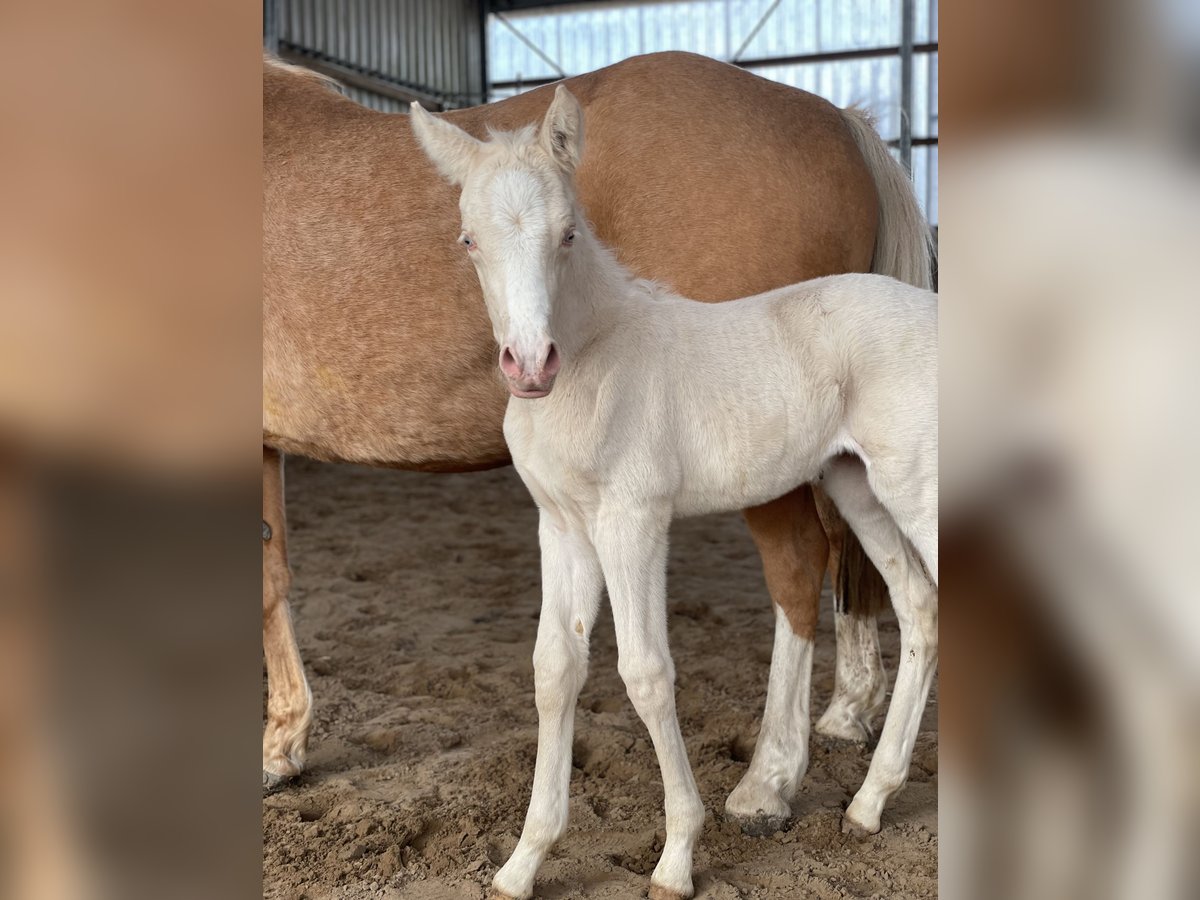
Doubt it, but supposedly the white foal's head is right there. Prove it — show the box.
[411,86,585,399]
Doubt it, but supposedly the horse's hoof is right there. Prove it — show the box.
[648,883,692,900]
[840,811,880,839]
[726,810,790,837]
[262,767,299,794]
[815,706,874,743]
[490,871,530,900]
[724,778,792,836]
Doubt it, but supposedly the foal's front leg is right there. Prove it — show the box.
[492,514,604,900]
[594,507,705,900]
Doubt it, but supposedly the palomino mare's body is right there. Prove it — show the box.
[263,53,930,825]
[411,88,938,900]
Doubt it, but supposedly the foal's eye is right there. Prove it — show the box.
[459,233,475,250]
[562,228,577,247]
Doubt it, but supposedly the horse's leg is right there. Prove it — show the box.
[262,446,312,790]
[593,506,705,900]
[493,514,604,900]
[819,456,937,835]
[725,486,823,832]
[812,496,888,743]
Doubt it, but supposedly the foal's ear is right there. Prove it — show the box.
[409,102,482,186]
[539,85,584,173]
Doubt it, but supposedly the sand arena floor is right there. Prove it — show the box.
[263,458,937,898]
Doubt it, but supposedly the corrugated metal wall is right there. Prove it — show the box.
[267,0,486,111]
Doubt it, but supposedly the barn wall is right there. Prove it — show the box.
[265,0,486,112]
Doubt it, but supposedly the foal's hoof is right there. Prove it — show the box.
[726,811,790,837]
[815,706,874,743]
[841,793,884,838]
[840,811,881,839]
[724,779,792,836]
[648,884,692,900]
[262,767,299,794]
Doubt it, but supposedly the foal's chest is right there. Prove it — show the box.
[503,404,609,525]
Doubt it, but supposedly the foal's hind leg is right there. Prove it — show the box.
[812,496,888,743]
[262,447,312,790]
[820,456,937,835]
[726,486,824,832]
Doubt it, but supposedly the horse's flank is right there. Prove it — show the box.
[263,52,876,471]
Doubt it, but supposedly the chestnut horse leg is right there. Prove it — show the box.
[262,446,311,790]
[724,485,826,832]
[814,498,889,743]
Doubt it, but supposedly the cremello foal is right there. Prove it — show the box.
[412,87,938,900]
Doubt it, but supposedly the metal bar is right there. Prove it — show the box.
[288,0,298,46]
[900,0,915,172]
[488,42,939,92]
[386,0,395,74]
[927,0,937,135]
[479,2,491,103]
[415,0,425,94]
[369,0,379,74]
[404,0,414,86]
[494,11,567,79]
[263,0,279,53]
[441,1,451,102]
[731,0,784,63]
[449,0,459,103]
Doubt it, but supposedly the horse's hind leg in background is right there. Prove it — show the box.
[262,446,312,790]
[819,455,938,835]
[813,497,889,743]
[724,486,825,832]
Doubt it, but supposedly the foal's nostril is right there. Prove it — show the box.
[544,343,561,377]
[499,346,522,379]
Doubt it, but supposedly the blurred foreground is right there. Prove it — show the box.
[939,0,1200,897]
[1,1,1198,897]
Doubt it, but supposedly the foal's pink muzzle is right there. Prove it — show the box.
[499,342,560,399]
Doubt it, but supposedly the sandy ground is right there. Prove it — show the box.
[263,457,937,899]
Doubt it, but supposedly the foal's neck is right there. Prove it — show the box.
[554,219,647,356]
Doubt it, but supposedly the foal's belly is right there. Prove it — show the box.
[672,453,824,518]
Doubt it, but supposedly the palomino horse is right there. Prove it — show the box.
[263,53,932,831]
[411,87,938,900]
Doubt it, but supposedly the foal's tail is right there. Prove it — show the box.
[828,107,934,620]
[839,105,933,289]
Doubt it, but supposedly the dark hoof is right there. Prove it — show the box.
[648,884,691,900]
[726,811,791,837]
[263,768,299,794]
[840,814,879,839]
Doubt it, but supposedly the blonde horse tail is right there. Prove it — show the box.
[840,105,933,289]
[828,107,933,621]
